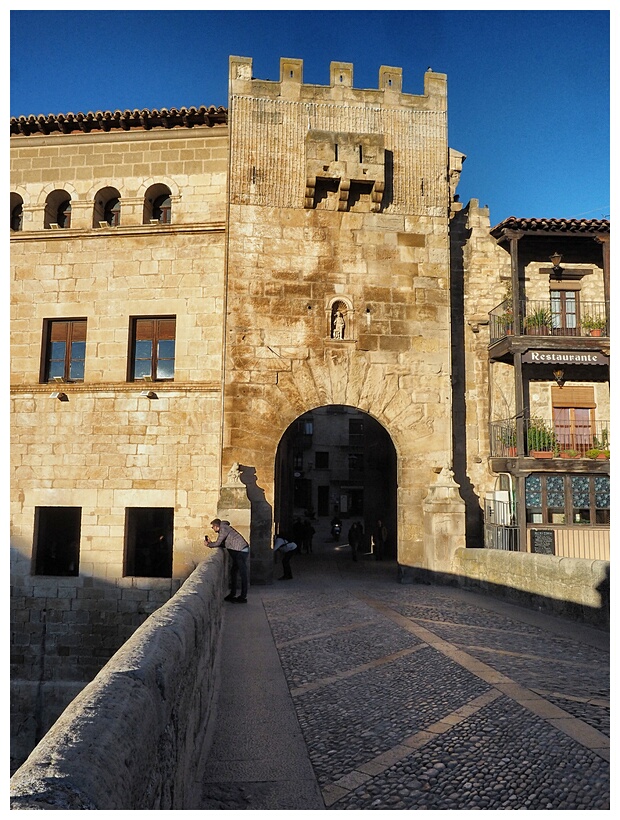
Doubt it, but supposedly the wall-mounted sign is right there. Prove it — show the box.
[530,529,555,555]
[523,350,609,365]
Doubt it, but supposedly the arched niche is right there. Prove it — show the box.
[327,296,355,340]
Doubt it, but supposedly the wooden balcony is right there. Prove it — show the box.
[490,418,610,473]
[489,299,608,346]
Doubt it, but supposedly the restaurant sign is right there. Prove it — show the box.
[523,350,609,365]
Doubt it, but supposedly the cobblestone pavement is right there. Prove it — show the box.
[261,536,610,811]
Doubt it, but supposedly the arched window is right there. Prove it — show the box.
[44,190,72,229]
[143,184,172,224]
[10,193,23,231]
[93,187,121,227]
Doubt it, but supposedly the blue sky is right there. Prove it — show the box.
[9,7,611,226]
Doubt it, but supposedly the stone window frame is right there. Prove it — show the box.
[40,318,87,383]
[143,183,173,225]
[10,192,23,231]
[128,315,176,382]
[32,506,81,576]
[93,186,122,228]
[44,189,72,229]
[123,507,174,578]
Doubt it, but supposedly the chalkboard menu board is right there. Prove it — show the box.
[530,529,555,555]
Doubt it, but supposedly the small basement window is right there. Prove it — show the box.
[124,508,173,577]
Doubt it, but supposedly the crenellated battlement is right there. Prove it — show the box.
[229,56,447,112]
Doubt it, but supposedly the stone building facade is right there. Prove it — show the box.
[10,56,609,766]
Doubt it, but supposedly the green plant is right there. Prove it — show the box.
[594,427,609,450]
[560,448,580,458]
[527,417,556,452]
[500,425,517,448]
[584,448,602,459]
[495,297,514,330]
[581,315,607,332]
[594,429,610,449]
[525,307,552,329]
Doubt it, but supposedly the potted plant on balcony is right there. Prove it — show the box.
[500,426,517,456]
[525,307,553,336]
[527,417,556,457]
[585,448,609,460]
[497,309,514,336]
[581,315,607,337]
[559,448,580,459]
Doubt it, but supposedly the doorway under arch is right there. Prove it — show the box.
[274,405,398,558]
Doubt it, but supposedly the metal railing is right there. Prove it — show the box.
[490,418,610,458]
[489,299,608,344]
[483,497,520,551]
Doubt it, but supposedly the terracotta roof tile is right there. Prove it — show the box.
[10,106,228,136]
[491,216,610,237]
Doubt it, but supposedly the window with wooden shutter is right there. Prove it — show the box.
[552,386,595,452]
[43,319,87,382]
[130,316,176,381]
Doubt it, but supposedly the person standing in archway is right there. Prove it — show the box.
[274,534,298,580]
[372,519,387,561]
[348,521,360,562]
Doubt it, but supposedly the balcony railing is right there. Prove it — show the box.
[490,418,610,458]
[489,300,608,344]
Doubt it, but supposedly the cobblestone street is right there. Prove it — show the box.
[202,531,610,811]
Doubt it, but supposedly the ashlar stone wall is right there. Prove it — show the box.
[10,124,229,762]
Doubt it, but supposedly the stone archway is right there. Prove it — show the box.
[274,405,398,560]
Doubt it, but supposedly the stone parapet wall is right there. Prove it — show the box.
[10,567,182,771]
[10,551,226,810]
[452,548,609,627]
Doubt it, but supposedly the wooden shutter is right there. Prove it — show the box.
[157,318,176,339]
[552,386,595,409]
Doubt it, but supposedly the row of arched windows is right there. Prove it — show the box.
[10,184,172,231]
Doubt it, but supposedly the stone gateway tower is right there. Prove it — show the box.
[225,57,465,580]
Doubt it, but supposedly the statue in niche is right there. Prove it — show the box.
[332,310,346,340]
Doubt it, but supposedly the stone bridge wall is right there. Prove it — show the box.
[10,551,226,810]
[451,549,609,627]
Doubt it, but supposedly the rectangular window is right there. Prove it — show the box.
[130,317,176,381]
[525,474,609,527]
[349,419,364,447]
[33,506,81,576]
[42,319,86,382]
[552,386,595,454]
[550,289,579,335]
[124,508,173,577]
[315,451,329,469]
